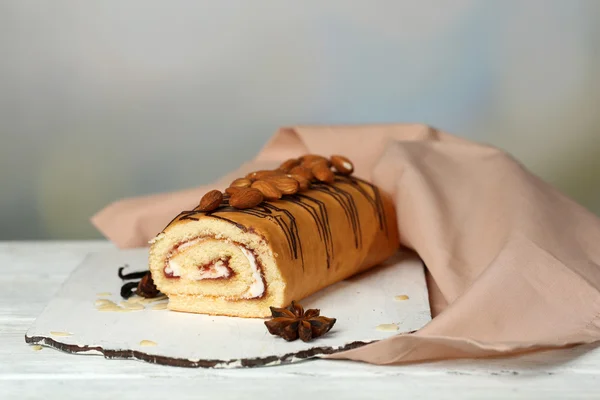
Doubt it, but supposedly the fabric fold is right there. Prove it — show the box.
[91,123,600,364]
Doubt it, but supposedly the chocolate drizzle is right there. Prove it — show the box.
[311,182,362,249]
[201,213,246,231]
[341,176,388,233]
[164,176,389,271]
[206,201,305,270]
[288,194,334,269]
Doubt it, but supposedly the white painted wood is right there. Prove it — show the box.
[25,248,431,367]
[5,375,600,400]
[2,241,600,399]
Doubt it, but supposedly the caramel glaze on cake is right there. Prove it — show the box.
[148,155,400,318]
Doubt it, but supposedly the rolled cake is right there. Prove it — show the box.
[148,155,399,318]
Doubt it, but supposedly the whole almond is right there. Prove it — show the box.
[288,174,311,191]
[251,180,282,201]
[330,155,354,175]
[278,158,300,173]
[230,178,252,188]
[305,159,331,171]
[264,176,299,195]
[230,188,264,209]
[301,154,328,163]
[246,170,283,181]
[312,163,335,184]
[289,165,314,181]
[225,186,243,196]
[301,155,330,168]
[198,190,223,212]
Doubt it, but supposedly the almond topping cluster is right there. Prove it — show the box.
[198,154,354,211]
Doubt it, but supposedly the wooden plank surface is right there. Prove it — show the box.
[2,241,600,399]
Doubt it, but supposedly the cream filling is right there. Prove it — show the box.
[167,259,231,280]
[165,238,265,299]
[239,246,265,299]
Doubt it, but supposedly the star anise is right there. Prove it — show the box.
[136,272,160,298]
[264,301,336,342]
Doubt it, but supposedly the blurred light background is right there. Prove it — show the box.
[1,0,599,240]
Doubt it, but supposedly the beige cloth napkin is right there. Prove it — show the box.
[92,123,600,365]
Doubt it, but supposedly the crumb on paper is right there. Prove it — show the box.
[394,295,410,301]
[139,340,157,347]
[31,345,43,351]
[376,324,399,332]
[50,331,73,337]
[151,303,168,310]
[96,292,111,297]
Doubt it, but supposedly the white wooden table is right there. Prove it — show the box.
[2,241,599,399]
